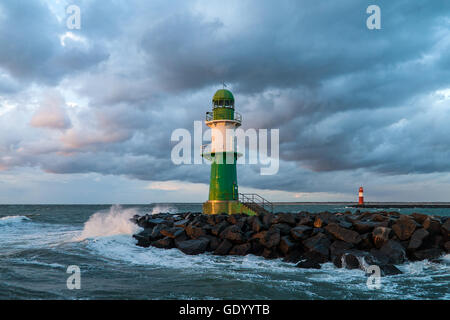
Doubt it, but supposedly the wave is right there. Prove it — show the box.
[75,205,140,241]
[85,233,301,272]
[0,216,79,250]
[150,205,178,215]
[83,230,450,299]
[0,215,31,225]
[10,258,66,269]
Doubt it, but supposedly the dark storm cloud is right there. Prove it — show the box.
[140,0,449,95]
[1,0,450,197]
[0,0,108,86]
[139,0,450,187]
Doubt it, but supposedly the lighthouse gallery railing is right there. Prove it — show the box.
[206,111,242,123]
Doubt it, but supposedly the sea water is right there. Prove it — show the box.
[0,204,449,300]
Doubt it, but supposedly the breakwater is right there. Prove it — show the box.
[132,210,450,276]
[352,204,450,209]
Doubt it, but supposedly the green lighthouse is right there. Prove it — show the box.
[202,89,273,215]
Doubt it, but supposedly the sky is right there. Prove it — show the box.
[0,0,450,204]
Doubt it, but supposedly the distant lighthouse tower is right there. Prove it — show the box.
[358,187,364,205]
[202,88,272,215]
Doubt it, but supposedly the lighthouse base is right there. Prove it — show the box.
[202,200,256,215]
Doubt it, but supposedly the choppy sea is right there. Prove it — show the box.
[0,204,449,300]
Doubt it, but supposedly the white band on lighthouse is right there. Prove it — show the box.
[359,192,363,197]
[210,123,237,153]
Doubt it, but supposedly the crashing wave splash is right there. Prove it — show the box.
[75,205,140,241]
[150,205,178,215]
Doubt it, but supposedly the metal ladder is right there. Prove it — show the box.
[239,193,274,215]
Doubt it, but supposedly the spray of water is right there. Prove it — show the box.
[75,205,140,241]
[150,205,177,215]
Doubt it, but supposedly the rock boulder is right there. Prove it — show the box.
[177,238,210,255]
[392,216,417,240]
[408,228,429,250]
[325,223,361,244]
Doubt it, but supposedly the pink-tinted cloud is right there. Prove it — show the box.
[60,128,132,150]
[30,91,71,130]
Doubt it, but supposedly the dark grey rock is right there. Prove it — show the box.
[229,243,251,256]
[302,233,330,263]
[251,217,264,233]
[358,232,374,250]
[411,213,428,224]
[444,241,450,252]
[423,217,441,235]
[325,223,361,244]
[329,240,354,258]
[412,248,443,261]
[332,254,343,268]
[339,220,353,229]
[146,218,166,227]
[379,240,406,264]
[271,223,291,236]
[392,216,417,240]
[174,219,190,228]
[160,227,185,239]
[262,247,279,259]
[279,236,297,255]
[214,239,233,255]
[151,236,174,249]
[297,216,313,226]
[262,213,274,229]
[151,224,166,240]
[352,220,379,233]
[249,239,265,256]
[379,264,403,276]
[177,238,209,255]
[290,225,312,241]
[343,252,360,269]
[185,224,206,239]
[260,228,281,248]
[442,219,450,237]
[219,225,245,243]
[283,249,304,263]
[408,228,429,250]
[296,259,321,269]
[133,228,153,247]
[273,213,296,226]
[211,221,229,236]
[372,227,392,248]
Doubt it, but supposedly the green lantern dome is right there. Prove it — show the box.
[212,89,234,108]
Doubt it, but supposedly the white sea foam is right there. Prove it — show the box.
[75,205,140,241]
[84,229,299,275]
[0,215,78,250]
[11,259,66,269]
[150,205,178,215]
[0,215,31,225]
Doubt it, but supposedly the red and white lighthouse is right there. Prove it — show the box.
[358,187,364,205]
